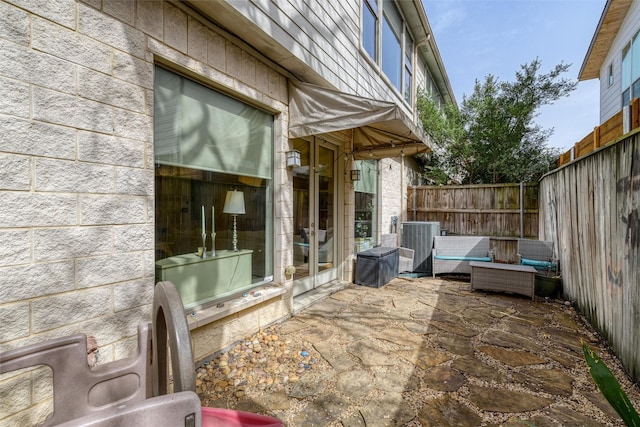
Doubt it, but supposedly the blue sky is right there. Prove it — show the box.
[422,0,606,150]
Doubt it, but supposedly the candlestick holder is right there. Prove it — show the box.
[200,233,207,258]
[210,232,216,257]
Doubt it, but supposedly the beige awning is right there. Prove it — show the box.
[288,81,430,159]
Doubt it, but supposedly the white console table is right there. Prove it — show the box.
[155,250,253,308]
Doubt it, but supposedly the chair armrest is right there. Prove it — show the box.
[398,247,414,258]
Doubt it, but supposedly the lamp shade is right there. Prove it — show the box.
[223,190,246,215]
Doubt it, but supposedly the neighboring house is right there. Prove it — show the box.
[580,0,637,123]
[0,0,454,423]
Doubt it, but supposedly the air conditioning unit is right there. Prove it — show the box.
[623,104,631,133]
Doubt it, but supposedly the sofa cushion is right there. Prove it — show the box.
[521,258,557,270]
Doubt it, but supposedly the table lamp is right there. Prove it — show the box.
[223,190,245,252]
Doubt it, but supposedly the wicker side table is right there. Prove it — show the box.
[470,262,537,300]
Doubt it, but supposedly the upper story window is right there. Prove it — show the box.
[361,0,414,105]
[362,0,378,62]
[621,30,640,107]
[608,63,614,87]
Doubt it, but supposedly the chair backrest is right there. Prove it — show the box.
[517,239,554,261]
[433,236,490,258]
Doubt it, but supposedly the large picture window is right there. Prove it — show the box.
[361,0,414,104]
[154,66,274,309]
[621,31,640,107]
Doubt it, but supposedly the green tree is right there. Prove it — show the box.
[418,58,575,184]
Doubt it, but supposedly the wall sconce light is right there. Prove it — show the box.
[350,169,361,181]
[286,150,301,168]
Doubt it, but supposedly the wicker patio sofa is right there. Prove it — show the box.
[432,236,493,277]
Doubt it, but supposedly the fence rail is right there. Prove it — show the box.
[557,97,640,167]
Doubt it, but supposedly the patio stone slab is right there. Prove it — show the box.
[359,392,415,427]
[335,369,374,398]
[422,366,465,392]
[434,333,475,357]
[417,395,482,427]
[467,385,553,412]
[288,372,334,399]
[450,357,507,383]
[291,393,349,426]
[528,406,605,427]
[512,368,574,397]
[313,340,356,372]
[302,298,349,318]
[410,348,452,369]
[480,329,543,353]
[478,345,547,366]
[277,319,309,334]
[334,319,378,342]
[373,366,420,392]
[303,326,335,344]
[403,320,433,335]
[551,310,583,330]
[543,327,588,353]
[340,411,366,427]
[430,320,478,337]
[463,308,498,327]
[347,339,396,366]
[374,326,424,347]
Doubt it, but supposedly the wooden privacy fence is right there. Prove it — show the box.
[540,132,640,383]
[407,183,539,263]
[557,97,640,167]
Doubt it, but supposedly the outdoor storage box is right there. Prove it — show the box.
[355,247,399,288]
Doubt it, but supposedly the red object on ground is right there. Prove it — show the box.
[201,407,284,427]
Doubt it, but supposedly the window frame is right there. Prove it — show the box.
[360,0,415,105]
[621,30,640,107]
[153,65,275,310]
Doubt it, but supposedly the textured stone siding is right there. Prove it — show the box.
[0,1,289,425]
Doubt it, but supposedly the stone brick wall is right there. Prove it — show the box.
[0,1,289,424]
[378,157,421,243]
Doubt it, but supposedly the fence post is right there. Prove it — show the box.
[593,125,600,151]
[519,182,524,238]
[412,186,417,221]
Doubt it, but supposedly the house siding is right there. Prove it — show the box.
[209,0,427,111]
[599,0,640,122]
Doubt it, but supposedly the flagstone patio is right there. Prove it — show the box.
[195,276,640,426]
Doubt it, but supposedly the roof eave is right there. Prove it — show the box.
[579,0,633,81]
